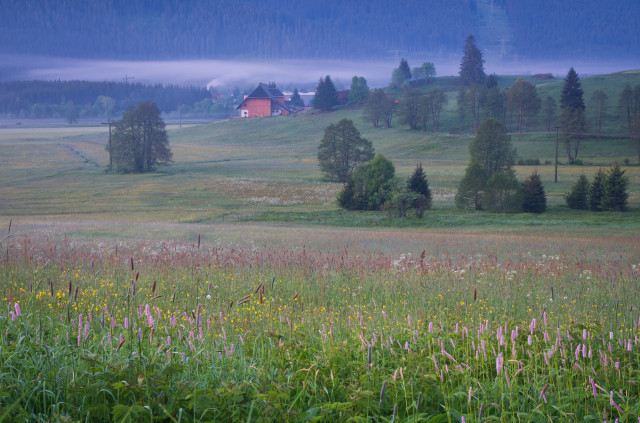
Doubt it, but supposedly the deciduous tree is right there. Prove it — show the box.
[363,89,396,128]
[398,89,422,130]
[542,95,557,134]
[348,76,370,105]
[507,79,541,133]
[455,161,488,210]
[338,154,395,211]
[590,90,608,139]
[484,169,523,213]
[317,119,374,182]
[469,118,516,177]
[108,101,172,173]
[413,62,436,83]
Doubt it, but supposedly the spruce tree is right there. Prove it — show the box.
[407,163,432,211]
[291,88,304,108]
[459,35,486,85]
[560,68,586,161]
[601,164,629,211]
[399,59,412,82]
[522,171,546,213]
[565,175,589,210]
[313,75,338,111]
[588,169,605,211]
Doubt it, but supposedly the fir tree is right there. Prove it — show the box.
[588,169,605,211]
[522,171,546,213]
[459,35,486,85]
[290,88,304,108]
[407,163,432,211]
[560,68,586,161]
[313,75,338,111]
[565,174,589,210]
[399,59,412,81]
[601,164,629,211]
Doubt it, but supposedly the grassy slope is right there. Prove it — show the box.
[1,71,640,236]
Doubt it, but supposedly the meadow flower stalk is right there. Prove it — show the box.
[379,380,387,408]
[496,353,503,375]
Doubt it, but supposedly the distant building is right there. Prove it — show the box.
[282,91,316,107]
[236,84,293,117]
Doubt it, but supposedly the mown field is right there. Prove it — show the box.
[1,71,640,421]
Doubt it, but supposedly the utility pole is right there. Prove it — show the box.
[552,126,560,183]
[102,121,114,171]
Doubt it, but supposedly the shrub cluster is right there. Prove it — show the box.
[565,165,629,211]
[338,157,433,218]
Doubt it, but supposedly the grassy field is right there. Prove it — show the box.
[0,71,640,421]
[0,231,638,421]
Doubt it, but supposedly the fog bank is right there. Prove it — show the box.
[1,54,638,89]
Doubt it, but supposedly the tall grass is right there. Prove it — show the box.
[0,234,638,421]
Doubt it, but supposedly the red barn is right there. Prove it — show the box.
[236,84,293,117]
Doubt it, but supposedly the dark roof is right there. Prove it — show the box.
[236,83,293,112]
[244,83,286,100]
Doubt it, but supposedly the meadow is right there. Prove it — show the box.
[1,70,640,421]
[1,229,639,422]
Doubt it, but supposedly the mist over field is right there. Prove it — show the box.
[3,54,638,90]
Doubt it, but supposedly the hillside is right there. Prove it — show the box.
[1,0,638,61]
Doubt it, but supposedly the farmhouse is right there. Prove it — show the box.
[236,83,294,117]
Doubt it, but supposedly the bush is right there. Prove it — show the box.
[522,171,546,213]
[337,154,395,211]
[382,177,419,218]
[565,175,590,210]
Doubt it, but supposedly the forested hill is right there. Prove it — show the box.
[1,0,638,61]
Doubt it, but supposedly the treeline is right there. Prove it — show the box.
[2,0,638,61]
[504,0,640,59]
[0,0,473,60]
[0,80,216,119]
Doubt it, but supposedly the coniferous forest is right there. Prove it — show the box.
[1,0,638,61]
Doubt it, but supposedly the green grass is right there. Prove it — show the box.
[0,233,638,421]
